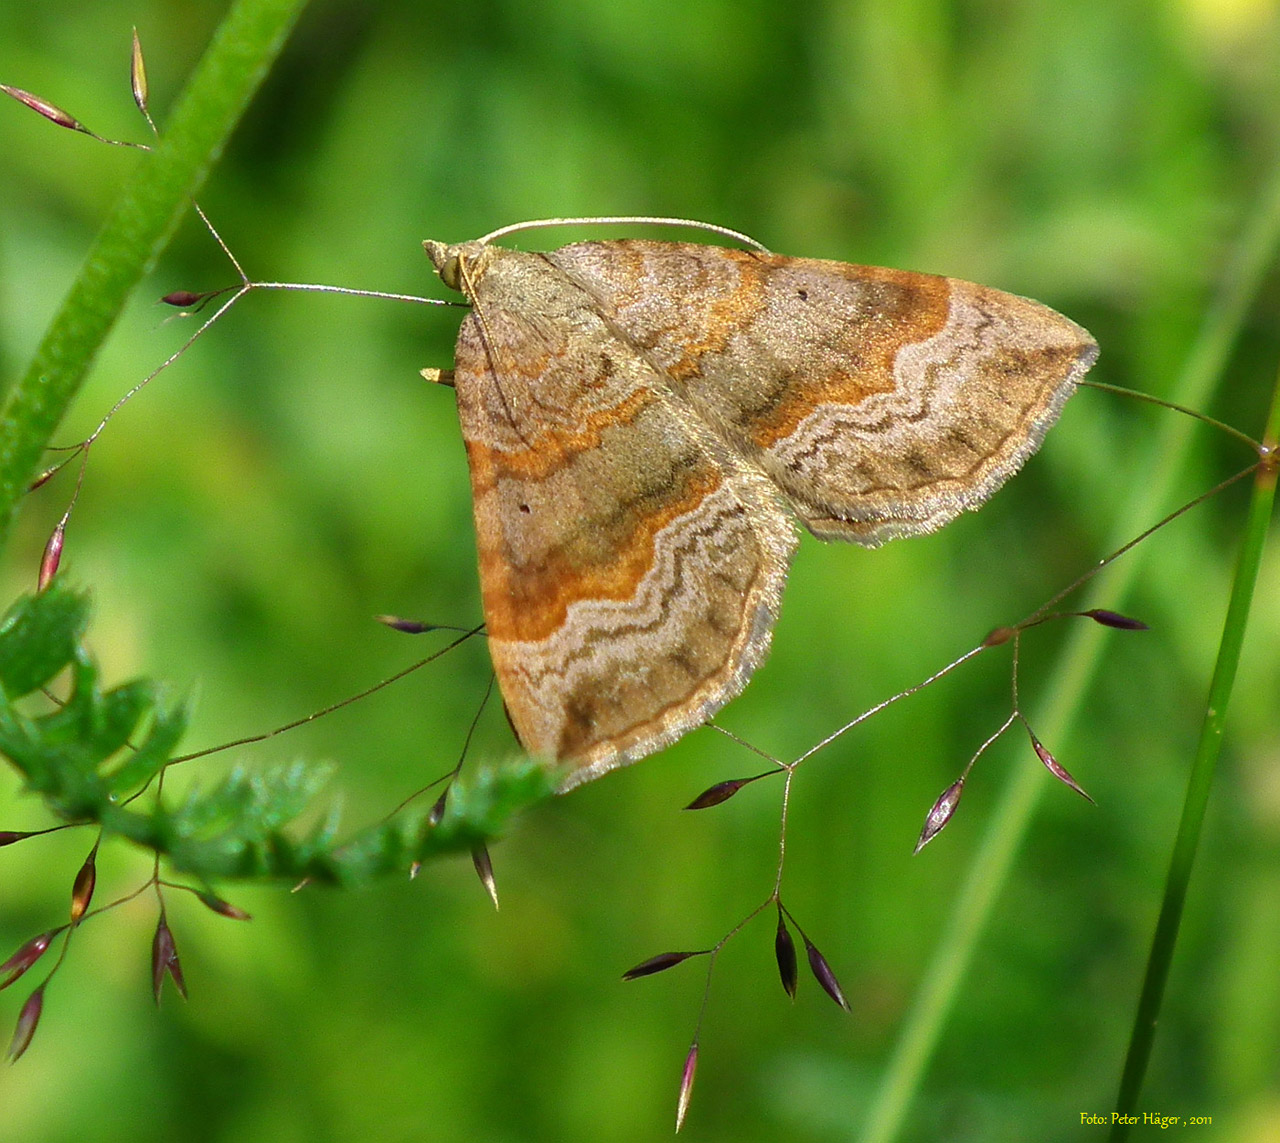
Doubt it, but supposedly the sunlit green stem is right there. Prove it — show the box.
[1109,367,1280,1140]
[859,152,1280,1143]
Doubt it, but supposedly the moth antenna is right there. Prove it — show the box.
[71,214,451,459]
[189,200,452,310]
[192,200,249,285]
[75,283,250,455]
[1081,380,1263,453]
[477,216,771,253]
[1016,462,1257,629]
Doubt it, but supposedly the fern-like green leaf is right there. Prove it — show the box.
[0,585,556,886]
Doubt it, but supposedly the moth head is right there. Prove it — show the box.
[423,239,491,295]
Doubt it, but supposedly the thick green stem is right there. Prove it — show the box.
[0,0,309,551]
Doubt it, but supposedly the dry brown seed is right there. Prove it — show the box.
[375,614,434,634]
[0,831,38,847]
[166,950,188,999]
[151,919,172,1004]
[28,466,62,492]
[685,777,750,810]
[428,788,449,827]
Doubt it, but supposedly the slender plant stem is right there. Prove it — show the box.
[858,155,1280,1143]
[0,0,310,552]
[1109,367,1280,1139]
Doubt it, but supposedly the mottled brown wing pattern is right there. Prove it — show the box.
[428,240,795,788]
[547,241,1097,545]
[424,236,1096,786]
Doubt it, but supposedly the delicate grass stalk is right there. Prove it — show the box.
[0,0,311,549]
[858,155,1280,1143]
[1109,368,1280,1140]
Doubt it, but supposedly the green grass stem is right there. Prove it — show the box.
[1109,363,1280,1138]
[0,0,309,551]
[859,154,1280,1143]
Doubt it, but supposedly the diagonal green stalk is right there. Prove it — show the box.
[1109,369,1280,1139]
[858,157,1280,1143]
[0,0,310,552]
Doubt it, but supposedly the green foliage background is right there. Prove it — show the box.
[1,1,1279,1140]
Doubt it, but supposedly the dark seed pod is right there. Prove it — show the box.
[1,931,56,991]
[802,935,851,1011]
[196,892,251,921]
[428,788,449,827]
[622,950,707,981]
[0,84,85,132]
[774,908,798,999]
[7,985,45,1061]
[686,779,748,810]
[1028,730,1094,803]
[160,290,204,308]
[685,769,774,810]
[1082,608,1149,631]
[28,466,62,492]
[0,831,39,847]
[37,523,65,592]
[151,912,187,1005]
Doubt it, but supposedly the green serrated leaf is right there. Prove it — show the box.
[105,696,190,795]
[0,586,555,887]
[0,702,46,778]
[247,762,334,833]
[0,584,89,697]
[172,769,250,835]
[36,653,102,748]
[89,679,155,759]
[306,797,344,852]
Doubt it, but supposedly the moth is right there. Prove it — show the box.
[422,229,1096,789]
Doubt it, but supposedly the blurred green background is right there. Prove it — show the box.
[2,0,1280,1140]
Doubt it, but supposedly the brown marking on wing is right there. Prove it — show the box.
[472,447,725,644]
